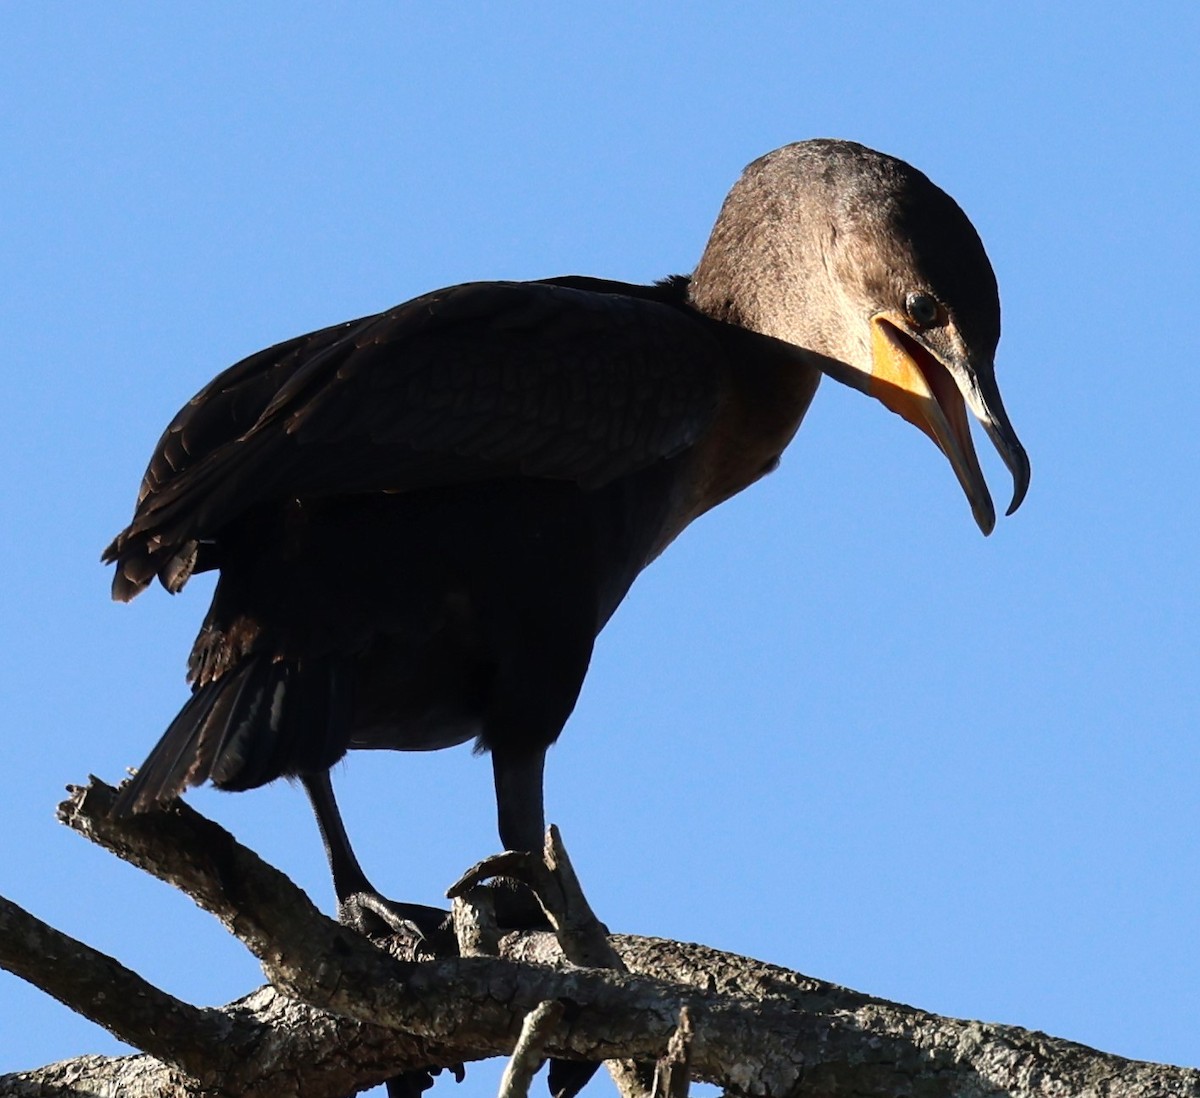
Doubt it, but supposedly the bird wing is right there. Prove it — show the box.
[104,279,723,599]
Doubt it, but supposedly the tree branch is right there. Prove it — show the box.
[497,1000,565,1098]
[0,894,258,1081]
[1,777,1196,1098]
[652,1005,693,1098]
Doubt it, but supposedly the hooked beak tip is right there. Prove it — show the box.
[999,440,1031,517]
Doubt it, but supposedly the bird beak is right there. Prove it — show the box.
[867,311,1030,536]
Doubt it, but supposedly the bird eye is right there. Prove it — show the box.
[905,292,940,328]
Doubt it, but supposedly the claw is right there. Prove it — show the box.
[338,892,457,953]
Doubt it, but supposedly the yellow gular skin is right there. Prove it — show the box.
[868,312,993,534]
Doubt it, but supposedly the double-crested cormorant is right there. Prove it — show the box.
[107,140,1028,943]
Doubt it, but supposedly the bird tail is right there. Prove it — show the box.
[112,657,352,815]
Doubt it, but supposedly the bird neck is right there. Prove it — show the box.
[688,198,857,369]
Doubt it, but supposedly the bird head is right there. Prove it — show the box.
[691,139,1029,534]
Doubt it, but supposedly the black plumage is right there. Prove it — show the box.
[107,140,1028,944]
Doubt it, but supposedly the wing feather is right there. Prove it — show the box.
[104,279,722,598]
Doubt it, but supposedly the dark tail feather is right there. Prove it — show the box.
[210,660,352,790]
[113,658,352,815]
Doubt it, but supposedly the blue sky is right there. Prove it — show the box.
[2,5,1197,1094]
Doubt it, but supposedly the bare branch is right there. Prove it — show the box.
[451,886,501,958]
[56,778,409,1014]
[4,777,1195,1098]
[449,825,620,971]
[652,1005,693,1098]
[0,893,256,1081]
[0,1053,202,1097]
[497,1000,565,1098]
[450,826,649,1097]
[0,985,465,1098]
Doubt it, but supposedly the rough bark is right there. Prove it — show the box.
[0,778,1196,1098]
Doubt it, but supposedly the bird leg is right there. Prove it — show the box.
[481,753,605,1098]
[303,772,464,1097]
[492,747,547,852]
[301,771,454,948]
[487,748,554,930]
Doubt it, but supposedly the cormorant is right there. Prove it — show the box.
[107,139,1028,948]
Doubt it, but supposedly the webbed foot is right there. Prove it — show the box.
[337,891,456,953]
[449,839,606,1098]
[385,1063,465,1098]
[335,893,462,1094]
